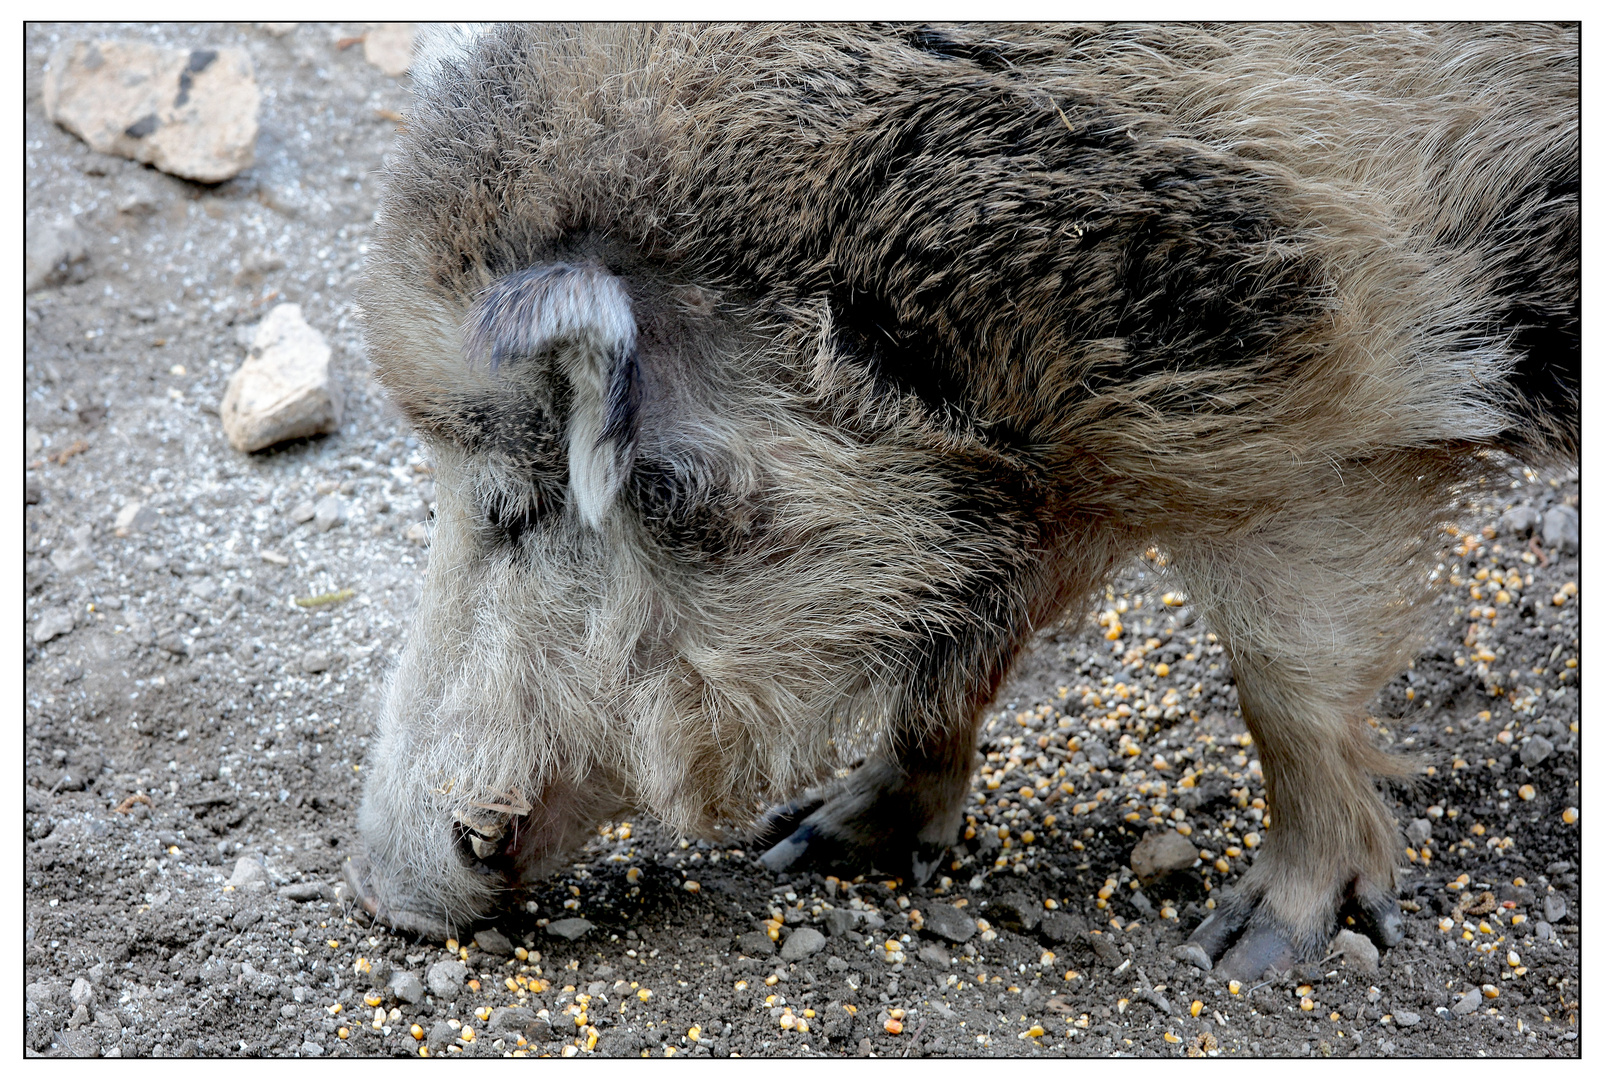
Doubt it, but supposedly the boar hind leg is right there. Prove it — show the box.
[757,715,978,886]
[1167,486,1436,981]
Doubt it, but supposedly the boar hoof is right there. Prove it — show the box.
[756,815,948,887]
[341,854,455,941]
[1185,881,1405,983]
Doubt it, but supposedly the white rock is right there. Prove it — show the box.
[25,216,90,293]
[313,494,345,532]
[363,24,415,77]
[113,500,158,537]
[33,607,77,643]
[44,39,259,183]
[50,546,95,575]
[221,304,342,453]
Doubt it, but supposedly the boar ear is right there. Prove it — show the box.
[463,264,639,528]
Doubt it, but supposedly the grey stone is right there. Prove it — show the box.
[1327,929,1379,974]
[44,39,259,182]
[426,959,467,1001]
[228,856,268,891]
[1084,932,1123,966]
[279,881,330,902]
[1451,992,1481,1016]
[1394,1011,1421,1027]
[474,927,515,956]
[281,1004,299,1019]
[821,908,854,937]
[1405,818,1432,846]
[221,304,342,453]
[1130,830,1199,882]
[1544,893,1567,923]
[1172,942,1212,971]
[70,977,95,1008]
[733,930,775,957]
[156,632,188,656]
[1542,505,1579,554]
[544,918,594,941]
[1521,735,1554,768]
[920,903,976,944]
[779,926,826,961]
[915,942,950,966]
[486,1006,549,1042]
[299,1040,324,1057]
[388,970,425,1004]
[300,650,333,674]
[57,1028,100,1057]
[427,1019,458,1049]
[989,892,1040,932]
[25,216,91,292]
[313,495,344,531]
[289,500,317,524]
[51,544,95,575]
[1499,505,1542,539]
[1039,911,1085,945]
[231,907,263,931]
[33,606,77,643]
[1535,921,1554,942]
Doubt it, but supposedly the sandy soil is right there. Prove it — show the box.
[23,22,1581,1059]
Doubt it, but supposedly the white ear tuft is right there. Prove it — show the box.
[463,264,639,530]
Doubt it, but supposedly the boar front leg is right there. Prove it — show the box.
[756,712,979,886]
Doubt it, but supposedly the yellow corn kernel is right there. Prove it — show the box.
[1164,1032,1182,1043]
[1562,807,1578,824]
[410,1024,425,1041]
[1190,1000,1203,1017]
[884,1017,904,1035]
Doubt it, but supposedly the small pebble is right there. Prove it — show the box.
[779,927,826,961]
[1543,893,1566,923]
[1520,736,1553,768]
[426,960,466,1002]
[920,903,977,944]
[389,971,426,1005]
[544,918,594,941]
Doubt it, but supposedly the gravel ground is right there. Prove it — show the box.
[23,22,1582,1060]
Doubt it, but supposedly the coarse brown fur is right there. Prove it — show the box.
[348,23,1577,975]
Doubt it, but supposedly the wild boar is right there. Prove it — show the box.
[345,23,1578,981]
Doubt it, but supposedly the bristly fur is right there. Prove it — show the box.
[354,24,1577,940]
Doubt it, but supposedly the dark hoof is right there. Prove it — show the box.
[755,811,946,886]
[1184,889,1333,983]
[751,795,827,853]
[341,855,455,941]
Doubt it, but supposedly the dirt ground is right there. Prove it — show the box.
[22,22,1582,1059]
